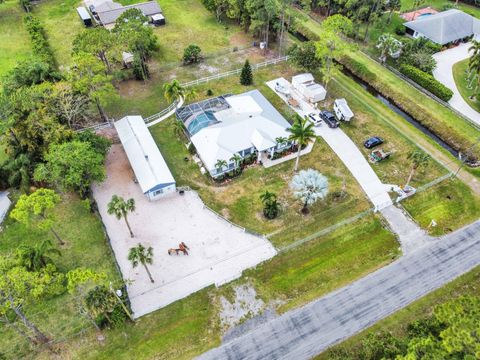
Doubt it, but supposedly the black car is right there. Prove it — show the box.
[320,110,339,128]
[364,136,384,149]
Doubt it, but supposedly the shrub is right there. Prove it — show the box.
[206,89,214,96]
[401,51,437,73]
[23,15,56,67]
[183,44,202,64]
[292,22,320,41]
[399,64,453,101]
[395,24,406,35]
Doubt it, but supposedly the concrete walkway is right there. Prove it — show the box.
[197,220,480,360]
[266,78,393,211]
[433,43,480,125]
[380,204,434,254]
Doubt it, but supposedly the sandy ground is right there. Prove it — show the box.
[93,145,277,318]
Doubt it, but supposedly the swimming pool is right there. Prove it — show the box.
[417,13,433,18]
[187,111,218,135]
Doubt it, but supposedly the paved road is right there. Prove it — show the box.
[197,220,480,360]
[433,43,480,125]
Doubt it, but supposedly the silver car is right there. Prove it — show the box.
[308,112,322,126]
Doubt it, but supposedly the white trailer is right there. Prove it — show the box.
[292,73,326,103]
[333,98,354,121]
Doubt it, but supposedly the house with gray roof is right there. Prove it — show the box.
[91,0,163,29]
[404,9,480,45]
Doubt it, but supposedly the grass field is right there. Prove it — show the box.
[453,58,480,112]
[316,264,480,359]
[52,216,398,360]
[0,1,31,79]
[0,194,120,359]
[402,178,480,236]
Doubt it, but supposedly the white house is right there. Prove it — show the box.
[404,9,480,45]
[333,98,354,122]
[177,90,291,178]
[115,116,176,200]
[292,73,326,103]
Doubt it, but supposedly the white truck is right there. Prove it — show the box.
[333,98,354,122]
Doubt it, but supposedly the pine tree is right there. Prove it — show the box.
[240,60,253,86]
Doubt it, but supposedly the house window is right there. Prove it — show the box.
[244,148,251,156]
[153,188,164,196]
[228,162,234,169]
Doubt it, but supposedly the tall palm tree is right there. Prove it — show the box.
[172,120,186,138]
[107,195,136,238]
[128,243,154,283]
[215,159,227,176]
[405,150,430,187]
[185,87,198,102]
[287,115,316,172]
[163,79,185,103]
[469,41,480,95]
[16,239,61,272]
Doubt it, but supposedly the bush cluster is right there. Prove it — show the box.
[399,64,453,102]
[339,56,377,83]
[23,15,56,67]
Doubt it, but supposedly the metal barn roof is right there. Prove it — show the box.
[115,116,175,194]
[404,9,480,45]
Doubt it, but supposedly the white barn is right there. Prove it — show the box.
[115,116,176,200]
[292,73,326,103]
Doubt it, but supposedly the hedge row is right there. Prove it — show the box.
[292,22,320,42]
[399,64,453,102]
[23,15,56,67]
[340,54,480,162]
[339,56,377,83]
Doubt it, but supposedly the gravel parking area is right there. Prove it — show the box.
[93,144,276,318]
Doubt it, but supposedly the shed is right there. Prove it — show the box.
[115,116,176,200]
[292,73,326,103]
[151,13,165,26]
[333,98,354,122]
[0,192,11,226]
[77,7,93,27]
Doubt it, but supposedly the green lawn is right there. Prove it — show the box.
[0,0,31,79]
[453,58,480,112]
[402,178,480,236]
[0,194,120,359]
[317,264,480,359]
[328,73,448,188]
[55,217,398,360]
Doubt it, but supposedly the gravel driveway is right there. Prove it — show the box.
[93,145,276,318]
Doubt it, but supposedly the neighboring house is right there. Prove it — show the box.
[292,73,327,103]
[115,116,176,200]
[86,0,164,29]
[176,90,292,178]
[404,9,480,45]
[0,192,11,226]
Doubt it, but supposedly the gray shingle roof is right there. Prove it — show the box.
[97,1,162,25]
[404,9,480,45]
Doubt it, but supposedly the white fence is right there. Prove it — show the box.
[144,99,179,124]
[181,56,289,87]
[76,120,113,132]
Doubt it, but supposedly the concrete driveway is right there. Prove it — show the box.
[433,43,480,125]
[93,145,276,318]
[266,79,393,211]
[197,220,480,360]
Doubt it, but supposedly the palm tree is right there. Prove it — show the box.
[287,115,316,172]
[16,239,61,271]
[185,87,198,102]
[214,159,227,176]
[290,169,329,214]
[172,120,186,138]
[405,151,430,187]
[128,243,155,283]
[275,136,288,149]
[376,34,402,64]
[107,195,136,238]
[163,79,185,103]
[260,190,279,219]
[469,41,480,95]
[4,153,31,193]
[229,153,242,172]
